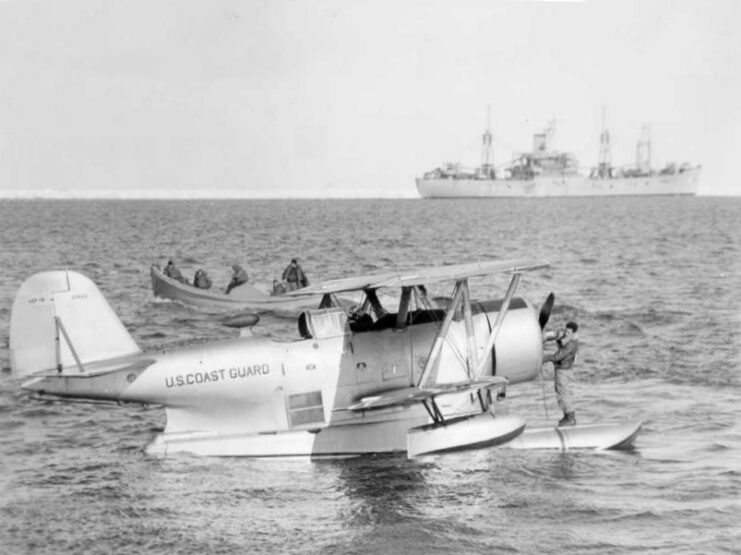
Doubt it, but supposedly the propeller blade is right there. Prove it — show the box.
[538,292,555,330]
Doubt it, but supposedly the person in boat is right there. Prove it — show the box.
[271,279,287,296]
[225,264,249,294]
[193,269,212,290]
[163,260,188,284]
[281,258,309,292]
[543,321,579,427]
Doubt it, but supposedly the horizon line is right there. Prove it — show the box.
[0,189,736,199]
[0,189,421,200]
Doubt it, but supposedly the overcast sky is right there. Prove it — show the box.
[0,0,738,198]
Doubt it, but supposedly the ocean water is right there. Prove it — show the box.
[0,197,739,554]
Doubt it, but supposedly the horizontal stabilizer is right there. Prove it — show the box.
[21,357,155,401]
[10,271,141,377]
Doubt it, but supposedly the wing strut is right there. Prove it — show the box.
[416,279,466,389]
[461,280,477,378]
[54,316,86,373]
[421,398,445,424]
[396,286,413,329]
[473,272,521,378]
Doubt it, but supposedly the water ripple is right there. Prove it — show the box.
[0,197,739,554]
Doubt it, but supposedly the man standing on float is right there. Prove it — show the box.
[544,321,579,427]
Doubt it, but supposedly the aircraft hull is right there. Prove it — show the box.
[145,409,530,459]
[145,410,432,458]
[150,265,322,317]
[504,420,643,451]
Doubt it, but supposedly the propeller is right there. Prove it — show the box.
[538,292,555,330]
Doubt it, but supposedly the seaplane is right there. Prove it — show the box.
[10,258,641,458]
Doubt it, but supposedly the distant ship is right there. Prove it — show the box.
[416,114,701,198]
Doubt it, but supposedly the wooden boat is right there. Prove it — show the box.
[150,265,327,317]
[504,420,643,451]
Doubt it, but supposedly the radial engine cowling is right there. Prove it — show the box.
[476,298,543,385]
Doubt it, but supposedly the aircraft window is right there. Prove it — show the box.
[300,308,349,339]
[287,391,325,427]
[298,313,312,339]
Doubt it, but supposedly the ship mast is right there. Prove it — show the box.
[545,117,556,150]
[636,124,651,174]
[597,106,612,178]
[480,106,494,178]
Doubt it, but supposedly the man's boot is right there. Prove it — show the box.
[558,412,576,427]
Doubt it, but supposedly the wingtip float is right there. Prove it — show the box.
[10,259,641,459]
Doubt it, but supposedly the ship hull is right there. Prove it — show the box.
[416,167,700,198]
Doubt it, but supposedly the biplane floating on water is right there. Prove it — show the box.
[10,259,641,458]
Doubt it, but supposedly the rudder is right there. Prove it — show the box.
[10,271,140,377]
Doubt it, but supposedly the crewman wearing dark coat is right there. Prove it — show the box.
[225,264,248,294]
[281,258,308,292]
[163,260,187,284]
[193,269,212,290]
[543,321,579,427]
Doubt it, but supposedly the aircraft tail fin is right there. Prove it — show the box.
[10,271,141,377]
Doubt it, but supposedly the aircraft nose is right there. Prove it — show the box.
[493,307,543,385]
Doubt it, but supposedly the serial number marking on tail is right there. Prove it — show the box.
[27,293,88,304]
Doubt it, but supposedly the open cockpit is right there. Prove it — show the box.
[297,284,529,339]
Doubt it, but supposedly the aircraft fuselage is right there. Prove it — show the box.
[24,298,543,456]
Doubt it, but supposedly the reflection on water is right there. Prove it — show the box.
[330,455,432,526]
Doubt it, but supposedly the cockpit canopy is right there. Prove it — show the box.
[298,308,349,339]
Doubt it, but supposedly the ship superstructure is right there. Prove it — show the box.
[416,113,700,198]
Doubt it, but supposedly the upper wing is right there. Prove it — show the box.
[285,272,399,296]
[340,376,509,412]
[286,258,548,296]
